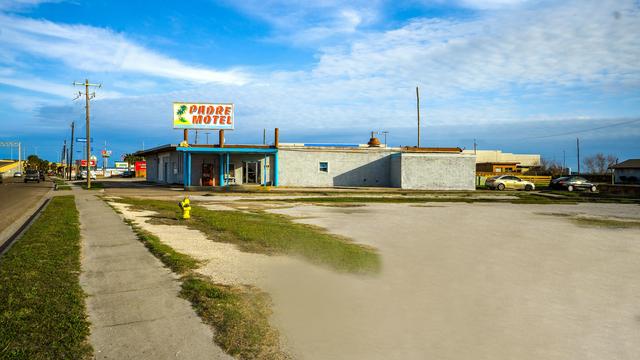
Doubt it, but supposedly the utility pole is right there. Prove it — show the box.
[69,122,75,180]
[73,79,101,189]
[576,138,580,175]
[263,128,266,145]
[381,131,389,146]
[416,86,421,148]
[563,150,566,176]
[103,140,107,177]
[62,140,67,175]
[473,139,477,155]
[195,130,199,144]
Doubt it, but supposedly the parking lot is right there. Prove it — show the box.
[260,201,640,359]
[110,186,640,360]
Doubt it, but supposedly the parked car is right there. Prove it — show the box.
[78,171,97,180]
[485,175,535,191]
[13,171,22,177]
[24,169,40,183]
[549,176,597,192]
[120,170,134,178]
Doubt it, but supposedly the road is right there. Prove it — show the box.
[0,176,52,247]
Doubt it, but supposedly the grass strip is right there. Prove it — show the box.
[115,198,381,274]
[80,182,104,190]
[111,203,289,359]
[0,195,92,360]
[124,219,200,274]
[181,276,289,360]
[572,217,640,229]
[262,195,576,205]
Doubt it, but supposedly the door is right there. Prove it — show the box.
[163,162,168,183]
[202,163,214,186]
[243,162,259,184]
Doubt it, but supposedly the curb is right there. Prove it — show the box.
[0,198,51,258]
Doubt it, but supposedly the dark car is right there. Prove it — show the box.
[24,170,40,183]
[121,170,134,178]
[549,176,597,192]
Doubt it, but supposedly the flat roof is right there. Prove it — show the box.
[135,143,463,157]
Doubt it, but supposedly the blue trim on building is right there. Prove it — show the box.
[303,143,360,147]
[273,153,279,186]
[183,152,187,186]
[187,152,192,186]
[219,153,224,186]
[176,147,277,154]
[178,146,279,189]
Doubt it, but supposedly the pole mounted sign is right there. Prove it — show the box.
[173,102,234,130]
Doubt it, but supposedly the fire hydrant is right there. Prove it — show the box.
[179,197,191,220]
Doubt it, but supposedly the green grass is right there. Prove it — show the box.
[80,182,104,190]
[572,217,640,229]
[263,194,577,205]
[52,178,71,191]
[124,219,200,274]
[52,177,66,185]
[0,196,92,359]
[114,198,381,274]
[181,276,288,360]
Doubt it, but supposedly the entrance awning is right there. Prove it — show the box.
[179,146,278,188]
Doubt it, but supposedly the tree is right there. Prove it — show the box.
[26,154,41,169]
[536,157,564,176]
[583,153,617,174]
[123,153,143,170]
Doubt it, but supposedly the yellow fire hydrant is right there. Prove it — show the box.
[179,196,191,220]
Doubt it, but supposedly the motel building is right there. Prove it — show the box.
[136,102,477,190]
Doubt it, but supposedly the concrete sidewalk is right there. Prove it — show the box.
[75,189,230,359]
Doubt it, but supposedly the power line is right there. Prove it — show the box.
[521,118,640,140]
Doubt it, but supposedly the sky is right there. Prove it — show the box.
[0,0,638,170]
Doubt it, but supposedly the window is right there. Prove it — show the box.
[319,162,329,173]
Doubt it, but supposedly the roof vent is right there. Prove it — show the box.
[367,131,381,147]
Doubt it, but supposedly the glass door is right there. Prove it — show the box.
[243,162,259,184]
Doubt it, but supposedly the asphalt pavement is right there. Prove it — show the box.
[0,176,52,247]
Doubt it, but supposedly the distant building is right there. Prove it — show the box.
[462,150,541,173]
[609,159,640,184]
[0,160,22,177]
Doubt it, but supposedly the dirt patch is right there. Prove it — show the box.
[109,202,298,286]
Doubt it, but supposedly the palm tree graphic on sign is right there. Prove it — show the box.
[176,105,188,124]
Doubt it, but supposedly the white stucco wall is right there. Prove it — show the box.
[390,154,401,188]
[396,153,476,190]
[278,148,392,187]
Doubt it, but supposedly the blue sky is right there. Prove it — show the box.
[0,0,638,169]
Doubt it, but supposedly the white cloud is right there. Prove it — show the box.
[0,75,122,98]
[224,0,379,46]
[0,14,248,85]
[0,0,60,11]
[7,0,640,141]
[313,0,640,96]
[455,0,530,9]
